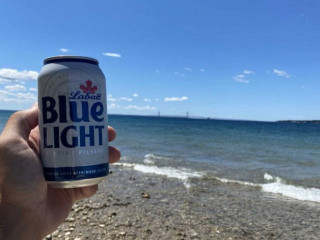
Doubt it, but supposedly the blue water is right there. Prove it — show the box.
[108,115,320,202]
[0,110,15,131]
[1,111,320,202]
[109,115,319,181]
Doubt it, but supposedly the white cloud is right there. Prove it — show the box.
[124,105,156,111]
[4,84,27,91]
[133,93,139,97]
[107,95,134,102]
[154,98,159,101]
[144,98,151,102]
[243,70,255,75]
[102,52,121,58]
[0,68,38,82]
[29,88,37,92]
[0,90,36,103]
[108,103,121,109]
[273,69,290,78]
[107,95,117,102]
[0,78,11,84]
[120,97,133,102]
[174,72,185,77]
[59,48,69,53]
[16,92,37,100]
[0,89,12,96]
[200,69,205,72]
[164,96,188,102]
[184,67,192,71]
[234,74,250,83]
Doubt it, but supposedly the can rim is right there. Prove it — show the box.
[44,56,99,65]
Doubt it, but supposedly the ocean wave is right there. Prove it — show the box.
[143,153,172,165]
[215,177,260,187]
[114,162,203,188]
[114,161,320,203]
[215,173,320,203]
[261,173,320,203]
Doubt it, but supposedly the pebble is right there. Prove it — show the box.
[141,192,150,198]
[99,224,105,228]
[65,217,75,222]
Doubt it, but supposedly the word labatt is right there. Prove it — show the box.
[41,95,105,148]
[69,91,102,100]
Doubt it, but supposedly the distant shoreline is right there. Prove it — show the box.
[1,109,319,123]
[277,120,320,124]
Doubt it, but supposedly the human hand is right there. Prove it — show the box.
[0,105,121,240]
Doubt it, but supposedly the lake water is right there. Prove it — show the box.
[1,110,320,203]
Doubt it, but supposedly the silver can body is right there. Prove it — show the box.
[38,56,108,188]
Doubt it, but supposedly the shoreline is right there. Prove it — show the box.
[46,165,320,240]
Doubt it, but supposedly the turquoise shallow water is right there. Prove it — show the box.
[1,110,320,202]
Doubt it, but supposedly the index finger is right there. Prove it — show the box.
[1,105,38,141]
[108,126,116,142]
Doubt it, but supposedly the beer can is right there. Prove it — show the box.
[38,56,108,188]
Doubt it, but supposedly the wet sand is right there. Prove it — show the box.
[46,164,320,240]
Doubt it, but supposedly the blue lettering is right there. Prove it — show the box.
[69,91,101,100]
[41,95,106,148]
[43,127,53,148]
[61,126,78,148]
[70,101,90,122]
[43,125,105,148]
[80,126,95,147]
[91,102,104,122]
[42,97,58,124]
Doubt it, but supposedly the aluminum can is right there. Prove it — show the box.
[38,56,108,188]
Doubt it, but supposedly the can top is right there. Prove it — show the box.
[44,56,99,65]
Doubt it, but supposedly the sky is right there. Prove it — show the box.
[0,0,319,121]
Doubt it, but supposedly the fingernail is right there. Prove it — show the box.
[31,102,38,109]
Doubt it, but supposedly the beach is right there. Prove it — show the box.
[45,164,320,240]
[1,111,320,239]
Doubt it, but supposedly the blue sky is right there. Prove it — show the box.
[0,0,319,121]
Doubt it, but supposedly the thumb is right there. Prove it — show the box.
[2,104,38,141]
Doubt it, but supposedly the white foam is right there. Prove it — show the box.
[143,153,174,165]
[144,153,163,160]
[143,154,156,165]
[262,182,320,202]
[143,159,155,165]
[217,173,320,203]
[114,162,135,168]
[264,173,282,182]
[134,164,202,180]
[117,162,203,188]
[216,177,260,187]
[261,174,320,203]
[264,173,273,181]
[115,162,320,203]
